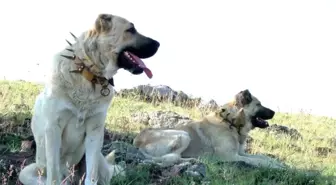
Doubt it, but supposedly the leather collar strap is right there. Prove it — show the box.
[61,54,114,96]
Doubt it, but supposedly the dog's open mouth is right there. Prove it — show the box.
[125,51,152,78]
[118,50,153,79]
[252,117,269,128]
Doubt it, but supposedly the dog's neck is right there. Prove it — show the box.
[59,35,115,96]
[204,113,241,133]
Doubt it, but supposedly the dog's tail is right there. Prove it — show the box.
[105,150,116,165]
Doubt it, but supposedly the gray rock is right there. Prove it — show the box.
[175,91,189,105]
[266,124,302,140]
[314,147,334,157]
[102,141,207,179]
[102,141,145,164]
[117,84,202,107]
[198,99,219,111]
[184,163,207,178]
[131,111,193,128]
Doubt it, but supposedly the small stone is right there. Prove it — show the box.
[266,124,303,140]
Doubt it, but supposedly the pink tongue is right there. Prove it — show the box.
[128,52,153,79]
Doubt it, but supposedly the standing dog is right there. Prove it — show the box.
[19,13,160,185]
[133,90,285,169]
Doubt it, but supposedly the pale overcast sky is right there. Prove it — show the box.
[1,0,336,118]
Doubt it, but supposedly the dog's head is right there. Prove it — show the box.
[81,13,160,80]
[234,89,275,128]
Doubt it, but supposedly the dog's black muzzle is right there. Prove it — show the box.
[255,106,275,120]
[129,37,160,59]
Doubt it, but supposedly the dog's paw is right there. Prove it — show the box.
[84,178,98,185]
[271,161,287,169]
[142,159,156,164]
[277,162,288,169]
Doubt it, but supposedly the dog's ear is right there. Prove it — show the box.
[219,108,230,118]
[95,14,113,33]
[234,108,246,126]
[235,89,252,108]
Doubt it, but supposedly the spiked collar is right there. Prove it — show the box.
[222,111,243,135]
[61,32,114,97]
[222,117,241,134]
[229,121,243,135]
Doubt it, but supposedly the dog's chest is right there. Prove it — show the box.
[61,120,86,159]
[68,86,113,111]
[65,86,113,129]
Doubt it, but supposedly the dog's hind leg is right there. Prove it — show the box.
[139,130,196,167]
[170,132,192,154]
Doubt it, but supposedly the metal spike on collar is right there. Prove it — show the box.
[70,32,77,40]
[61,54,76,60]
[69,69,82,73]
[66,40,72,46]
[66,48,74,52]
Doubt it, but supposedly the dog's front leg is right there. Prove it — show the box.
[84,112,106,185]
[45,118,62,185]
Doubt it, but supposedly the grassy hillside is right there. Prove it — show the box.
[0,80,335,185]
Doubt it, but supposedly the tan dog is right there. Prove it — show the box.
[133,90,285,169]
[19,13,160,185]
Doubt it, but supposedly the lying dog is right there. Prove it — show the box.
[19,13,160,185]
[133,90,285,169]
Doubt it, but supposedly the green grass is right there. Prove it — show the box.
[0,79,335,185]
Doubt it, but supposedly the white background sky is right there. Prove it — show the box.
[1,0,336,118]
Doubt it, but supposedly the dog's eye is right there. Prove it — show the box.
[104,17,112,21]
[126,27,137,34]
[100,14,112,21]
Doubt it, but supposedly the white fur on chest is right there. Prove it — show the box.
[70,85,112,110]
[48,54,114,116]
[43,81,114,127]
[70,86,113,128]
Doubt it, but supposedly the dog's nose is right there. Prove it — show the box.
[269,109,275,118]
[147,38,160,49]
[153,40,160,48]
